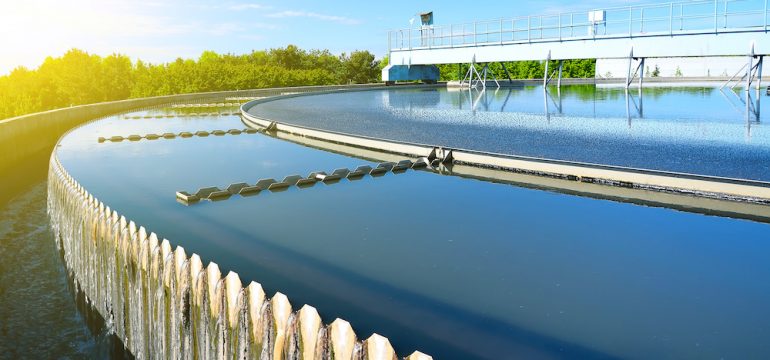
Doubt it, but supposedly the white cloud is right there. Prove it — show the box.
[229,3,270,11]
[266,11,361,25]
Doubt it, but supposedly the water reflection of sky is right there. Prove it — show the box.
[250,86,770,181]
[57,103,770,360]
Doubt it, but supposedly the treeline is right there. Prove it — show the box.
[378,56,594,81]
[435,59,596,81]
[0,46,596,120]
[0,46,380,120]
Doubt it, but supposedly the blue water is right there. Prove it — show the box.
[57,95,770,359]
[248,86,770,181]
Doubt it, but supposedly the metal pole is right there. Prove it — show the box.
[528,16,531,42]
[670,3,673,34]
[544,52,550,87]
[714,0,718,33]
[641,8,644,32]
[626,49,634,88]
[559,13,562,40]
[765,0,768,31]
[387,32,391,58]
[639,58,645,95]
[474,21,478,45]
[725,0,729,28]
[746,47,754,93]
[757,56,764,91]
[500,18,504,44]
[557,60,563,88]
[629,6,633,36]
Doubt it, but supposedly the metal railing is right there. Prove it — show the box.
[388,0,769,52]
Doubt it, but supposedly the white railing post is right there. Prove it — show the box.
[387,31,391,55]
[500,18,504,44]
[559,13,562,40]
[765,0,768,31]
[724,0,728,28]
[528,16,531,42]
[641,8,645,32]
[629,6,633,36]
[669,3,673,35]
[714,0,718,33]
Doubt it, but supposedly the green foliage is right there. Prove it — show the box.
[438,59,596,81]
[651,65,660,77]
[339,51,380,84]
[0,46,381,119]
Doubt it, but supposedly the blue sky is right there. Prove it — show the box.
[0,0,643,74]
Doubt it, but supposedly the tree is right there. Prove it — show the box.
[340,51,379,84]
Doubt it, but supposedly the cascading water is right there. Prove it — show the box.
[47,154,431,360]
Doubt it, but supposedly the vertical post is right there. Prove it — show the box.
[746,47,754,93]
[408,28,411,50]
[765,0,768,31]
[557,60,563,88]
[725,0,729,28]
[528,16,531,42]
[570,13,574,37]
[757,56,764,91]
[680,4,683,30]
[641,8,644,32]
[559,13,562,40]
[544,52,550,87]
[629,6,633,36]
[714,0,718,33]
[474,21,478,45]
[639,58,645,96]
[669,3,673,34]
[387,31,391,58]
[626,48,634,88]
[500,18,504,45]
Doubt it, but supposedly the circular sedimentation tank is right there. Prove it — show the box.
[29,84,770,359]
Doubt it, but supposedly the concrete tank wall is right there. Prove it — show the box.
[34,84,432,359]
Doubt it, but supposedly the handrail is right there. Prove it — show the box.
[388,0,769,52]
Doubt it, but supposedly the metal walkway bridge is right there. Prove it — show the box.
[384,0,770,89]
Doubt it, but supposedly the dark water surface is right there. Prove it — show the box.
[0,181,129,359]
[55,99,770,359]
[249,86,770,181]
